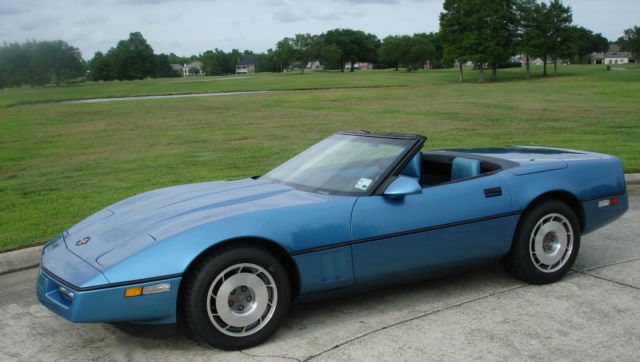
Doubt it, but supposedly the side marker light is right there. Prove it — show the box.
[142,283,171,295]
[124,287,142,297]
[124,283,171,298]
[598,198,619,208]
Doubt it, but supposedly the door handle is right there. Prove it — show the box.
[484,187,502,198]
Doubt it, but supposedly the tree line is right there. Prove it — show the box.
[0,40,83,89]
[439,0,611,82]
[2,0,640,88]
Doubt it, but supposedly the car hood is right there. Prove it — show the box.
[62,178,303,271]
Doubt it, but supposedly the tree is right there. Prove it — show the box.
[422,32,444,69]
[408,34,437,71]
[109,32,157,80]
[0,40,83,87]
[516,0,543,79]
[396,35,413,71]
[274,38,295,72]
[315,40,343,70]
[88,51,115,81]
[323,29,378,72]
[167,53,189,66]
[617,26,640,60]
[533,0,572,76]
[39,40,83,85]
[573,26,608,64]
[379,36,402,70]
[291,34,317,73]
[24,40,50,86]
[483,0,518,81]
[379,34,438,71]
[255,49,279,72]
[200,49,223,75]
[440,0,471,82]
[440,0,517,83]
[547,0,573,76]
[0,42,31,87]
[156,53,178,77]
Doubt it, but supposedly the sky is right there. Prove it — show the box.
[1,0,638,60]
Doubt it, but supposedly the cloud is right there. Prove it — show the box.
[115,0,209,5]
[263,0,287,6]
[0,1,33,15]
[273,8,307,23]
[139,12,183,25]
[18,15,59,31]
[336,0,399,4]
[311,11,341,21]
[75,15,108,26]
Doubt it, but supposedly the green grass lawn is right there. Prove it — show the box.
[1,64,639,251]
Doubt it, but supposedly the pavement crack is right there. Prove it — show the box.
[239,349,302,361]
[572,270,639,290]
[576,256,640,272]
[302,284,528,361]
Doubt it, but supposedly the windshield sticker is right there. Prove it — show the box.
[355,178,372,191]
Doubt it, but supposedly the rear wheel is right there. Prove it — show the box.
[503,200,580,284]
[182,245,290,350]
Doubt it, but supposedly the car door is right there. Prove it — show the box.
[350,172,515,286]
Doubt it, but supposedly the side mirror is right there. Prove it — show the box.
[384,175,422,199]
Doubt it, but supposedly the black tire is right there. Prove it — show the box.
[502,200,580,284]
[182,245,291,350]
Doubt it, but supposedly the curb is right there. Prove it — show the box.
[626,173,640,184]
[1,173,639,276]
[0,245,42,276]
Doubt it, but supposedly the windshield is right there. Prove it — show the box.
[262,133,415,195]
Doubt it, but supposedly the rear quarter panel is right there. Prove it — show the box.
[504,156,627,234]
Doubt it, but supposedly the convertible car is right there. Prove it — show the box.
[37,131,628,349]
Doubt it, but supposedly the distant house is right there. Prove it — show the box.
[530,58,546,66]
[344,62,373,71]
[512,55,548,66]
[591,52,605,64]
[236,57,257,74]
[306,60,323,71]
[604,44,631,65]
[184,61,204,76]
[454,60,474,68]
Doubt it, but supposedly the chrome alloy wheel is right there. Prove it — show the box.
[206,263,278,337]
[529,213,574,273]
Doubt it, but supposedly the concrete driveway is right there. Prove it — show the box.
[1,186,638,361]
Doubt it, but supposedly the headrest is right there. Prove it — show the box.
[451,157,481,180]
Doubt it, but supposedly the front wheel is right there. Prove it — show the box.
[182,245,291,350]
[503,200,581,284]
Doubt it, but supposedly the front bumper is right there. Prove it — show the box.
[36,267,181,324]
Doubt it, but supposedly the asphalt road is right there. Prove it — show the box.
[1,186,638,361]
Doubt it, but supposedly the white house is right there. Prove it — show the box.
[305,60,324,71]
[344,62,373,71]
[184,61,204,76]
[604,44,631,65]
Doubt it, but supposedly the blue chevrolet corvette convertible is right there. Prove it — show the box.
[37,131,628,349]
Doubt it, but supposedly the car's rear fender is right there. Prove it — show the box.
[503,155,626,236]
